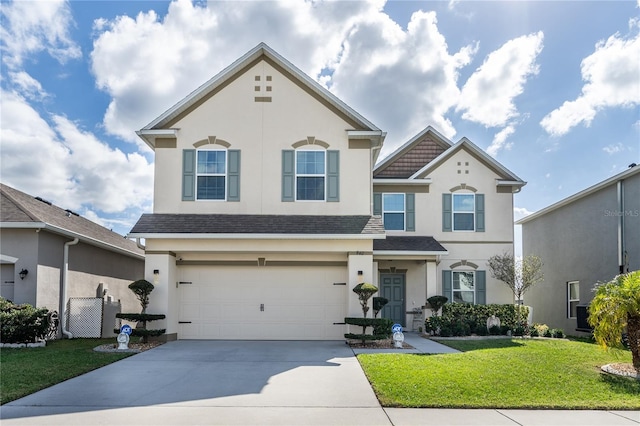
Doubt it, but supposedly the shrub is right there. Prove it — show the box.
[543,328,553,338]
[551,328,565,338]
[513,323,528,336]
[372,297,388,318]
[532,323,549,337]
[488,325,502,335]
[426,303,529,337]
[0,298,50,343]
[117,279,165,343]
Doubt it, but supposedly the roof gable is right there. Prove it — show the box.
[0,183,143,258]
[374,126,451,178]
[411,137,525,185]
[137,43,384,149]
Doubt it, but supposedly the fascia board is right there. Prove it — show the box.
[373,250,449,257]
[373,178,432,185]
[1,222,144,260]
[516,166,640,225]
[128,233,386,240]
[136,129,179,150]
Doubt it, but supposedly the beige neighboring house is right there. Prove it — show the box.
[517,165,640,334]
[129,43,525,341]
[0,183,144,337]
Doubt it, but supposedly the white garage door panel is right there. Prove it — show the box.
[178,266,346,340]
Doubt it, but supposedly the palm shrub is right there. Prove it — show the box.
[588,270,640,368]
[115,279,166,343]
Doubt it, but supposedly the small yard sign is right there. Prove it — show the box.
[120,324,132,335]
[392,323,403,333]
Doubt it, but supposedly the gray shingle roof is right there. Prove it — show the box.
[0,183,143,257]
[130,214,385,235]
[373,236,447,252]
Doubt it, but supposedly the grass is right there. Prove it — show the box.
[358,338,640,409]
[1,338,134,405]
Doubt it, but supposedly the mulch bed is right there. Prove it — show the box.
[93,341,164,353]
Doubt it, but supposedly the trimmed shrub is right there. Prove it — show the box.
[543,328,553,338]
[488,325,502,335]
[344,317,393,341]
[425,303,529,337]
[551,328,565,338]
[0,298,50,343]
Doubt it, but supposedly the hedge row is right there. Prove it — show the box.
[425,303,529,337]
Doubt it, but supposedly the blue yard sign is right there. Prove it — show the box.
[392,323,403,333]
[120,324,132,335]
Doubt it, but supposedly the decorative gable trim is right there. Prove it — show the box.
[449,184,478,193]
[450,260,479,269]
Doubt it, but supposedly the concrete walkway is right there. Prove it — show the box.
[1,339,638,425]
[351,332,460,355]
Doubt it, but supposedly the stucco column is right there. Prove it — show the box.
[426,260,438,299]
[347,253,374,318]
[144,253,177,341]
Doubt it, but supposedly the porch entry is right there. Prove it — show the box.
[379,273,405,326]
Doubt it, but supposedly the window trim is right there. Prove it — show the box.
[382,193,406,231]
[195,148,227,201]
[567,281,580,319]
[452,193,475,232]
[452,270,475,304]
[295,149,326,202]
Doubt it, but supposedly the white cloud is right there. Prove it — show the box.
[0,90,154,230]
[603,142,625,154]
[541,22,640,136]
[0,0,81,70]
[457,31,544,128]
[513,207,534,223]
[7,71,47,100]
[487,124,515,157]
[90,0,477,153]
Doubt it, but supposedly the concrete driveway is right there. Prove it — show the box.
[0,340,390,425]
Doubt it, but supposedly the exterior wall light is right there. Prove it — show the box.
[153,269,160,285]
[357,270,363,283]
[19,268,28,280]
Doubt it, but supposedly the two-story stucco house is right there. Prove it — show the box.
[517,165,639,334]
[129,43,525,341]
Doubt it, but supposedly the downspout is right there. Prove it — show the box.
[136,238,145,251]
[617,180,625,274]
[61,238,79,338]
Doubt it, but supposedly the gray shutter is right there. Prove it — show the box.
[182,149,196,201]
[442,270,453,302]
[476,271,486,305]
[442,193,452,232]
[475,194,485,232]
[282,150,295,202]
[406,193,415,232]
[327,150,339,202]
[227,150,240,202]
[373,193,382,216]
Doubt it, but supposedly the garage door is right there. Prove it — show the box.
[177,265,347,340]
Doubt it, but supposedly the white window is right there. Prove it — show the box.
[453,194,475,231]
[453,271,475,303]
[296,151,325,201]
[567,281,579,319]
[196,149,226,200]
[382,193,405,230]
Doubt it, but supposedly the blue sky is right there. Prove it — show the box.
[1,0,639,251]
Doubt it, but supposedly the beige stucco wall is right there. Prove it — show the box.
[153,59,373,216]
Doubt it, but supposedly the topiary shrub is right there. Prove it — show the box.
[372,297,388,318]
[345,283,394,345]
[0,297,50,344]
[427,295,448,316]
[116,279,165,343]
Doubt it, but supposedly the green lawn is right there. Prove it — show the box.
[0,338,133,405]
[358,338,640,409]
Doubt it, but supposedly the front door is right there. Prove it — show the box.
[380,273,405,326]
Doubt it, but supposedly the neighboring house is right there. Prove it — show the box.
[516,165,640,333]
[129,43,525,341]
[0,183,144,336]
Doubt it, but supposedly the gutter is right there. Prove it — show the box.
[61,238,79,339]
